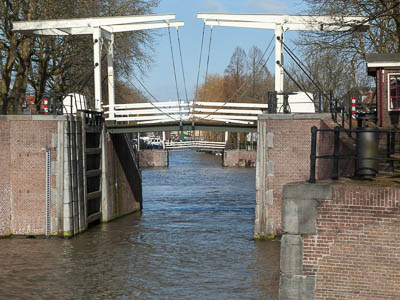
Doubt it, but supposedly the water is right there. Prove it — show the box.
[0,151,280,299]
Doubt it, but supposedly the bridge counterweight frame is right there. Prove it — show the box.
[13,15,185,112]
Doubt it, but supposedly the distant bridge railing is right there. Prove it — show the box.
[164,140,226,151]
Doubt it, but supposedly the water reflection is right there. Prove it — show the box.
[0,151,279,299]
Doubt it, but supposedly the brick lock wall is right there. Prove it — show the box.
[0,119,58,236]
[0,121,11,236]
[265,118,322,235]
[303,184,400,299]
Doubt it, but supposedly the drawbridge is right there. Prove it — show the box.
[12,12,368,136]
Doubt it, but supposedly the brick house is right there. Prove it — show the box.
[367,53,400,128]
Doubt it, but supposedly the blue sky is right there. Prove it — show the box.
[136,0,307,101]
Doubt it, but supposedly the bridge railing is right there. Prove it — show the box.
[103,101,269,125]
[103,101,190,124]
[164,140,226,151]
[190,101,268,125]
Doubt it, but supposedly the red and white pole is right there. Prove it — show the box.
[43,98,48,115]
[351,96,356,117]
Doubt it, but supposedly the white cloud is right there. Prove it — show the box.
[245,0,289,13]
[201,0,226,12]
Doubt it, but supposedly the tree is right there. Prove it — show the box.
[0,0,159,114]
[196,74,227,102]
[300,0,400,55]
[247,46,274,99]
[224,47,248,100]
[295,0,400,96]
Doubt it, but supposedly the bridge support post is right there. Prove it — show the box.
[275,24,284,108]
[106,33,115,120]
[93,27,102,112]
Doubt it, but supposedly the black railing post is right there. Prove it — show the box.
[333,126,340,180]
[319,92,322,113]
[309,126,318,183]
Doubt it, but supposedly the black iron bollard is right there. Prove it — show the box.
[356,127,379,179]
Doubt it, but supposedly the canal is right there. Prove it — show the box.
[0,151,280,299]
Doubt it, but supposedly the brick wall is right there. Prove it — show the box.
[303,183,400,299]
[0,121,11,236]
[256,114,331,237]
[256,114,358,238]
[0,118,58,236]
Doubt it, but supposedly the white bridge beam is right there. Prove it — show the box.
[13,15,184,112]
[198,13,369,108]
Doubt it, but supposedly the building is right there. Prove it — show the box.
[367,53,400,128]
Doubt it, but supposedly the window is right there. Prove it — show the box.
[389,74,400,110]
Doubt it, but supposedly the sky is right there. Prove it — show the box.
[136,0,307,101]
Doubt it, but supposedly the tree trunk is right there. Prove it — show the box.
[10,37,33,114]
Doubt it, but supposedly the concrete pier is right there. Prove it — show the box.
[138,150,169,168]
[223,150,256,167]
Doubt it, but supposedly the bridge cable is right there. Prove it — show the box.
[194,22,206,106]
[168,25,183,121]
[129,72,179,121]
[195,34,275,122]
[111,46,180,122]
[204,26,214,95]
[176,28,189,104]
[116,62,179,121]
[281,41,329,101]
[278,61,315,104]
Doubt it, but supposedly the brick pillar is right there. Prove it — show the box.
[279,182,331,300]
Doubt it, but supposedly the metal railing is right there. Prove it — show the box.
[165,140,226,151]
[2,93,97,116]
[309,126,400,183]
